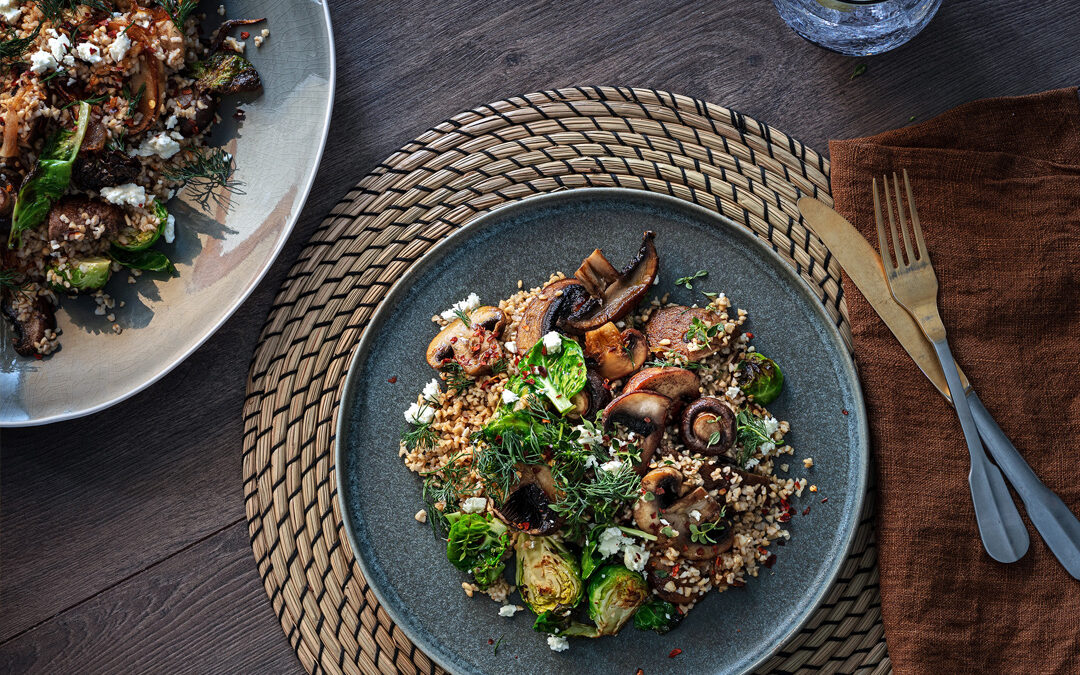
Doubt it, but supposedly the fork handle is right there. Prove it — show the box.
[967,390,1080,580]
[931,338,1030,563]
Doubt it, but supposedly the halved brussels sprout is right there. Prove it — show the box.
[114,200,167,252]
[47,257,111,292]
[633,598,682,634]
[445,512,510,589]
[515,534,583,615]
[738,352,784,404]
[586,564,648,635]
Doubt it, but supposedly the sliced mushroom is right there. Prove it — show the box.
[623,367,700,413]
[515,278,592,353]
[583,322,647,381]
[492,463,560,535]
[566,231,659,332]
[634,467,733,561]
[1,289,56,357]
[644,306,734,362]
[645,556,710,605]
[570,369,612,420]
[602,391,673,473]
[680,397,737,456]
[425,306,507,377]
[699,460,772,493]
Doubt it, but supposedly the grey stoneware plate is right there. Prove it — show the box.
[0,0,335,426]
[337,188,869,675]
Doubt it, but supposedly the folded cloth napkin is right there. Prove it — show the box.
[829,88,1080,674]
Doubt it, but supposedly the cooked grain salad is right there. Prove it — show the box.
[400,232,813,650]
[0,1,267,357]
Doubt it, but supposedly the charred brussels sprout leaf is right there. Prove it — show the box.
[515,533,583,614]
[108,246,177,275]
[114,200,168,252]
[738,352,784,404]
[586,564,648,635]
[532,610,600,638]
[633,598,683,634]
[192,52,262,95]
[445,512,509,589]
[47,256,111,292]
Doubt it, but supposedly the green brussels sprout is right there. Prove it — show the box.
[114,200,168,252]
[738,352,784,404]
[445,512,510,589]
[586,564,648,635]
[47,256,111,292]
[515,534,584,614]
[532,610,599,638]
[192,52,262,94]
[633,599,683,634]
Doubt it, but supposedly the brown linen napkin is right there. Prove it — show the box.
[829,87,1080,674]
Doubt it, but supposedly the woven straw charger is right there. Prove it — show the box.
[242,86,888,675]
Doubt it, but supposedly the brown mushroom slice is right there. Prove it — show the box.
[515,278,589,353]
[46,197,124,242]
[566,231,659,332]
[680,397,737,456]
[602,391,673,473]
[425,305,507,377]
[623,367,700,412]
[645,556,709,605]
[570,369,612,420]
[644,306,732,362]
[699,460,772,492]
[1,290,57,357]
[492,463,561,535]
[583,322,648,381]
[633,466,684,535]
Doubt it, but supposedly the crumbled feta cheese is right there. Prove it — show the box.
[623,544,650,572]
[0,0,22,24]
[422,378,441,401]
[597,527,627,556]
[503,340,516,354]
[759,442,776,456]
[440,293,480,320]
[75,41,102,64]
[547,635,569,652]
[541,331,562,354]
[498,604,523,617]
[29,50,57,74]
[501,389,519,405]
[108,33,131,62]
[100,183,147,208]
[574,424,603,447]
[725,385,742,399]
[217,4,226,16]
[403,402,434,425]
[803,457,814,469]
[163,213,175,244]
[583,455,598,469]
[461,497,487,514]
[744,457,760,469]
[763,416,780,436]
[689,509,702,522]
[165,115,178,130]
[47,31,71,63]
[131,132,181,160]
[599,459,623,473]
[652,275,660,285]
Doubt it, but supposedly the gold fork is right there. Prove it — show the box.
[874,170,1028,563]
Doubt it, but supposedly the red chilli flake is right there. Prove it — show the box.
[802,506,811,515]
[821,497,829,503]
[842,408,849,415]
[487,639,494,645]
[241,31,250,38]
[387,376,397,383]
[668,649,683,659]
[746,332,754,338]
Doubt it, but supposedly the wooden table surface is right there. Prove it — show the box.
[3,1,1078,672]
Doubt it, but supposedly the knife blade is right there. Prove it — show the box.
[797,197,968,401]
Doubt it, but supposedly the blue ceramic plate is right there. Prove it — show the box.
[336,188,868,675]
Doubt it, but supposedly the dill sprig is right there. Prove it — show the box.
[123,82,145,120]
[0,25,41,69]
[164,147,244,213]
[155,0,198,30]
[452,308,471,327]
[550,461,641,539]
[420,450,478,537]
[735,409,783,468]
[441,362,473,394]
[401,419,437,452]
[645,350,701,370]
[37,0,110,21]
[0,267,27,293]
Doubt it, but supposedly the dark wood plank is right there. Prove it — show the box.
[2,0,1079,670]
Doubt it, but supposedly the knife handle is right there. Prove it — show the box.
[968,390,1080,580]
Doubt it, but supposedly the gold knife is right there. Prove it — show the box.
[796,197,968,401]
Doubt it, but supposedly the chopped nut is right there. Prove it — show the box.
[802,457,814,469]
[414,509,428,523]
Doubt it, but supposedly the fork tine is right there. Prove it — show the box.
[882,174,905,269]
[872,178,893,271]
[902,169,929,262]
[892,172,915,265]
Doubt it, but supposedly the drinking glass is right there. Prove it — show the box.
[772,0,941,56]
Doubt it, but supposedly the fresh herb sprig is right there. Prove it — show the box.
[685,316,721,345]
[0,25,41,69]
[441,362,473,394]
[675,270,708,290]
[735,409,783,468]
[420,450,478,537]
[689,511,727,544]
[0,267,26,293]
[550,461,641,539]
[37,0,111,21]
[164,147,243,212]
[156,0,198,29]
[645,349,701,370]
[123,83,145,120]
[452,308,472,327]
[401,417,437,452]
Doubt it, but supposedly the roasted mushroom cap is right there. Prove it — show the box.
[1,289,57,357]
[46,197,124,243]
[634,468,733,561]
[644,306,733,362]
[623,367,700,412]
[583,322,648,381]
[425,306,507,376]
[515,278,592,352]
[571,369,612,419]
[602,390,673,472]
[566,232,659,332]
[680,397,737,456]
[493,463,561,535]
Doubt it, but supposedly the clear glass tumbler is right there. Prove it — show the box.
[772,0,941,56]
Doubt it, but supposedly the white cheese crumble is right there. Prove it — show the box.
[725,385,742,399]
[440,293,480,320]
[501,388,519,405]
[583,455,598,470]
[403,402,434,425]
[599,459,623,473]
[547,635,569,652]
[165,115,178,130]
[75,42,102,64]
[498,604,524,618]
[763,416,780,436]
[597,526,627,556]
[100,183,147,208]
[689,509,702,522]
[108,33,131,62]
[574,423,603,447]
[132,132,181,160]
[163,213,176,244]
[541,331,562,354]
[759,442,776,456]
[422,378,441,401]
[461,497,487,514]
[29,50,57,74]
[46,30,71,65]
[0,0,22,24]
[623,544,650,572]
[503,340,516,354]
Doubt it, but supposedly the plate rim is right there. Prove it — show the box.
[335,186,870,675]
[3,0,337,427]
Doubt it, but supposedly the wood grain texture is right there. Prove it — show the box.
[2,0,1079,672]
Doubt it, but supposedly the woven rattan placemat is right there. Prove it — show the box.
[242,86,888,675]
